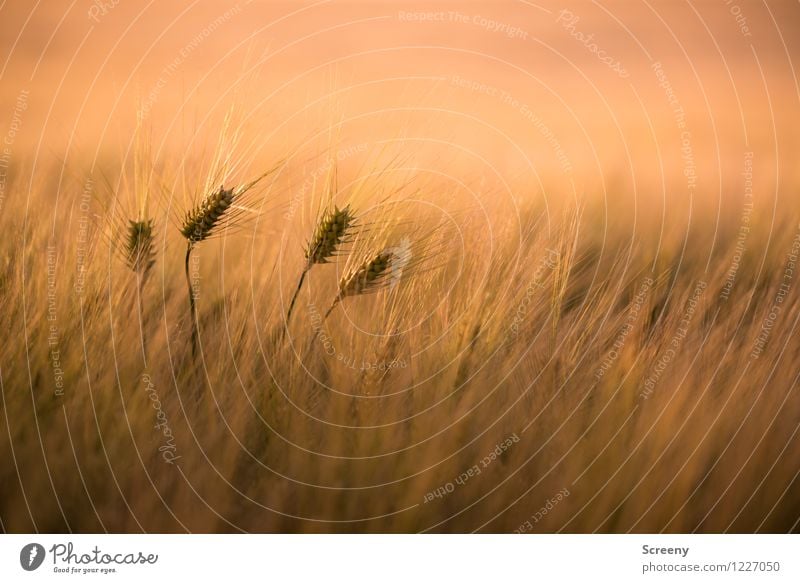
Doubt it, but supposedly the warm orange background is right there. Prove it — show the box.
[1,0,798,204]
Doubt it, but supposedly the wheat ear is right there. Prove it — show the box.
[180,186,234,243]
[286,204,355,323]
[306,249,395,352]
[180,186,235,357]
[126,219,155,279]
[125,218,155,356]
[323,249,394,319]
[178,169,277,357]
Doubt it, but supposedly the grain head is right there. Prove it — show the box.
[125,218,155,278]
[305,204,355,267]
[180,185,235,244]
[338,249,395,300]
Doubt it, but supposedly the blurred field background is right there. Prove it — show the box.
[1,0,799,532]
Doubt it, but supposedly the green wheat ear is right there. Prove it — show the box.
[125,219,155,279]
[338,249,394,299]
[305,204,355,266]
[285,204,357,325]
[320,249,395,320]
[179,168,278,358]
[180,186,234,244]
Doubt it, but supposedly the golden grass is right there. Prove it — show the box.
[0,151,798,534]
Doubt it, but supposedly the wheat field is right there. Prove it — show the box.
[1,144,799,533]
[1,0,799,534]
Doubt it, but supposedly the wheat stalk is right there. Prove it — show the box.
[180,186,232,356]
[304,248,397,354]
[285,204,355,324]
[122,218,155,357]
[97,111,157,363]
[180,170,276,357]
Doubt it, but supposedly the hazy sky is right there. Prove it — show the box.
[1,1,797,202]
